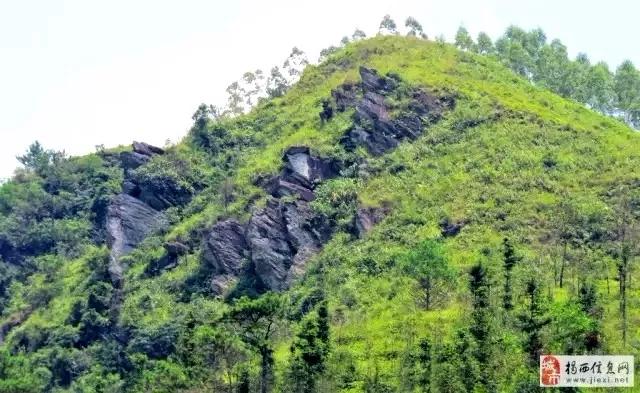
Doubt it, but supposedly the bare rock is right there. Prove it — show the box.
[203,219,249,276]
[132,141,165,156]
[359,66,397,93]
[106,194,168,285]
[246,200,293,291]
[354,206,388,237]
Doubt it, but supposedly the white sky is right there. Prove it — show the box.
[1,0,638,180]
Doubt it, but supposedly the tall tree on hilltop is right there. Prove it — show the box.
[266,66,288,98]
[225,81,246,116]
[476,32,494,54]
[455,26,474,51]
[614,60,640,127]
[351,29,366,41]
[405,17,426,39]
[585,62,616,114]
[378,15,398,35]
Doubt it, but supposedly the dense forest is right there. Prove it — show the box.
[1,16,640,393]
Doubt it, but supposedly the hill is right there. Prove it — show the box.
[1,35,639,392]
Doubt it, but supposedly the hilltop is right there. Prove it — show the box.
[0,35,639,392]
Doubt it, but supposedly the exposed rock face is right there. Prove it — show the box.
[202,68,452,294]
[440,218,466,237]
[106,194,168,285]
[203,219,249,276]
[135,181,193,211]
[120,141,164,174]
[246,199,294,291]
[246,199,331,291]
[264,146,340,201]
[133,141,165,156]
[282,146,340,188]
[336,66,453,156]
[332,82,358,111]
[359,66,397,93]
[354,206,388,237]
[119,141,192,210]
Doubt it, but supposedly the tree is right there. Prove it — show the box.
[502,237,521,310]
[476,32,494,54]
[266,67,288,98]
[282,47,309,81]
[614,60,640,127]
[378,15,397,35]
[610,186,640,346]
[454,26,474,51]
[584,62,616,114]
[495,26,541,77]
[286,301,330,392]
[534,39,575,97]
[517,278,550,365]
[318,46,339,62]
[351,29,366,41]
[340,36,350,46]
[17,142,65,178]
[226,293,282,393]
[401,240,455,309]
[225,81,246,116]
[241,69,266,108]
[468,263,493,390]
[405,17,426,38]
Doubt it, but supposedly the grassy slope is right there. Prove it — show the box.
[3,35,640,392]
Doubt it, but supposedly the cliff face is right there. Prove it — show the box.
[1,36,639,393]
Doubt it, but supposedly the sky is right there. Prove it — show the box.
[1,0,638,180]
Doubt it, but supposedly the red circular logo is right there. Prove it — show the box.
[541,355,561,386]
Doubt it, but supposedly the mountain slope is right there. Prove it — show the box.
[1,35,639,393]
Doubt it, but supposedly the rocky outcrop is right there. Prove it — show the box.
[264,146,341,202]
[439,218,466,237]
[247,199,330,291]
[246,199,294,291]
[201,197,332,294]
[106,194,168,286]
[354,206,388,237]
[119,142,193,211]
[203,220,249,276]
[334,66,453,156]
[119,141,165,174]
[201,68,453,295]
[359,66,397,93]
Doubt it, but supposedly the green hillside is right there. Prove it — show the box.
[1,35,639,392]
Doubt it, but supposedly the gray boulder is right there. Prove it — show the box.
[359,66,397,93]
[246,199,332,291]
[132,141,165,156]
[354,206,388,237]
[203,219,249,276]
[282,146,340,189]
[106,194,168,285]
[246,199,293,291]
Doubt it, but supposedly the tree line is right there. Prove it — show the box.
[202,16,640,130]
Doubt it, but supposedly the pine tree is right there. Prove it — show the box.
[517,278,550,365]
[503,237,520,310]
